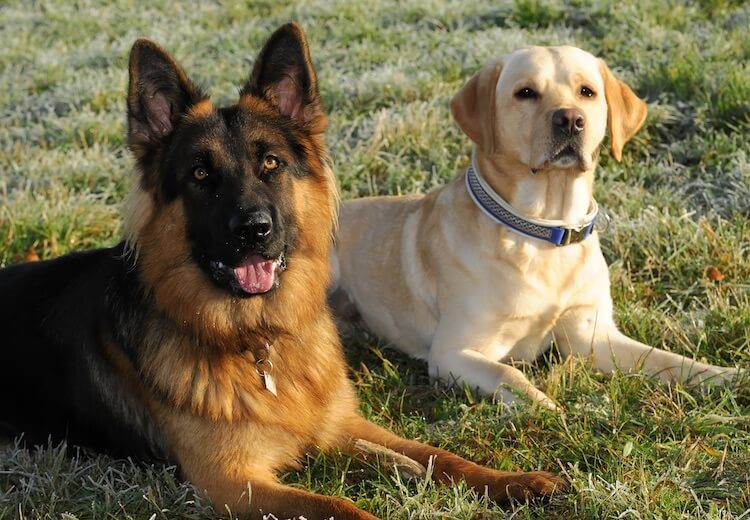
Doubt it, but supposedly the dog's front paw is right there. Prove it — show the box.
[536,395,561,412]
[474,469,566,503]
[494,384,561,412]
[688,363,740,386]
[326,499,381,520]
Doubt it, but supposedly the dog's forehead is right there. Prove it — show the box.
[500,46,602,88]
[184,102,292,158]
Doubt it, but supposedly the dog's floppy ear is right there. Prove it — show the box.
[242,22,326,134]
[127,39,204,158]
[450,58,504,154]
[599,60,648,161]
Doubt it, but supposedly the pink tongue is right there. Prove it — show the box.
[233,255,278,294]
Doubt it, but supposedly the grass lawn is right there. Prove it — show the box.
[1,0,749,518]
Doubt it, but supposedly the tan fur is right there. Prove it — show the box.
[132,178,334,348]
[333,46,739,412]
[450,58,503,153]
[120,157,375,516]
[122,182,155,257]
[187,99,215,120]
[599,61,649,161]
[114,30,563,518]
[121,161,562,519]
[123,142,563,516]
[343,416,562,501]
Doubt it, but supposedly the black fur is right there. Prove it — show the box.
[0,244,166,459]
[166,104,304,296]
[0,23,324,459]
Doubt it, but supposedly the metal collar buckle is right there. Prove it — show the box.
[560,225,590,246]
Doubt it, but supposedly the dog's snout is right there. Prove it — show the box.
[230,210,273,242]
[552,108,585,135]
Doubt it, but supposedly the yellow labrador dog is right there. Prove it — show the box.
[332,46,739,409]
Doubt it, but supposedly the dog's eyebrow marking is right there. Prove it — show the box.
[192,135,239,173]
[187,99,215,120]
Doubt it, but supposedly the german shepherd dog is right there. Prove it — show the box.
[0,23,562,518]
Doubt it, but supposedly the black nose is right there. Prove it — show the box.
[552,108,585,135]
[230,210,273,242]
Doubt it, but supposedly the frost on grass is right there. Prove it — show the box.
[1,0,749,518]
[0,438,219,519]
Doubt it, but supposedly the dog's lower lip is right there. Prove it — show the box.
[532,145,582,173]
[553,145,577,159]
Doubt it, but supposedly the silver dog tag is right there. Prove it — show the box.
[253,343,277,397]
[262,371,278,397]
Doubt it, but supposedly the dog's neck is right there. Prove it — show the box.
[475,151,595,224]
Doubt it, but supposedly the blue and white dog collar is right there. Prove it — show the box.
[465,158,599,246]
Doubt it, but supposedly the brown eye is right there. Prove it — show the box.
[263,155,280,171]
[515,87,538,100]
[580,86,596,98]
[193,167,209,181]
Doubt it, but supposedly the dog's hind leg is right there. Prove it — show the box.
[204,477,378,520]
[555,304,740,385]
[341,416,565,503]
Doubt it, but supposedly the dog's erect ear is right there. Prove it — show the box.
[242,23,326,133]
[599,60,648,161]
[127,39,203,156]
[450,58,504,154]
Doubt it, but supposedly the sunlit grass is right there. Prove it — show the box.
[1,0,748,518]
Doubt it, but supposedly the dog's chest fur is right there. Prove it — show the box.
[479,232,605,361]
[432,178,610,362]
[103,299,357,475]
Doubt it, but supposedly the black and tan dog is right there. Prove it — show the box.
[0,24,562,518]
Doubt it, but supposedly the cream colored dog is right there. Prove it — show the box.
[332,46,739,409]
